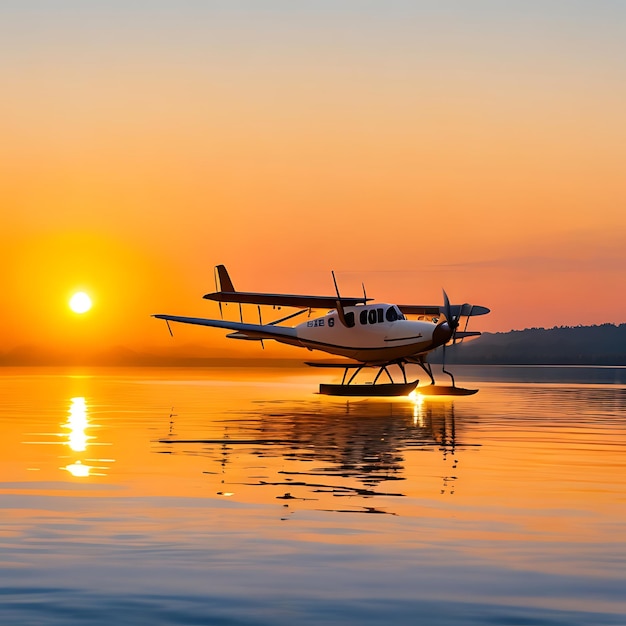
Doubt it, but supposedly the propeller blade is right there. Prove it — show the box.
[441,289,461,387]
[436,289,461,348]
[442,289,455,328]
[442,289,461,329]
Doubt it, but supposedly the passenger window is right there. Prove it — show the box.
[368,309,377,324]
[360,310,368,325]
[344,311,355,328]
[377,308,384,323]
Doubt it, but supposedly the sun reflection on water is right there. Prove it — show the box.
[65,460,90,477]
[64,396,90,452]
[59,396,112,477]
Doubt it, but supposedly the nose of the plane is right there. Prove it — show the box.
[432,321,453,347]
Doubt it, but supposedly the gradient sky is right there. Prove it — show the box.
[2,1,625,358]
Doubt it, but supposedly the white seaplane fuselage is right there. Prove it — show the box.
[157,304,453,365]
[292,303,446,363]
[154,264,489,394]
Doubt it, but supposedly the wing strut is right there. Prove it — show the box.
[257,306,265,350]
[268,309,308,326]
[331,270,349,328]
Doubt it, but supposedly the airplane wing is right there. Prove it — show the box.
[398,304,490,317]
[204,291,368,308]
[153,314,298,343]
[203,264,369,309]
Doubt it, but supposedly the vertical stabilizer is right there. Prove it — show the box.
[216,265,235,293]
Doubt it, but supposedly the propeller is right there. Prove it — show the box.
[438,289,468,387]
[433,289,458,348]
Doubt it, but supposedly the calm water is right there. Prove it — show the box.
[1,366,625,625]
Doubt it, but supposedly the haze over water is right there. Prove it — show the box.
[1,366,625,625]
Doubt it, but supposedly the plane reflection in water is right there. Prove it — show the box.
[158,395,476,515]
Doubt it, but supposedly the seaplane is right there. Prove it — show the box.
[154,265,490,396]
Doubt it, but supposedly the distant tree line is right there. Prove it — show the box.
[431,323,626,365]
[2,323,625,367]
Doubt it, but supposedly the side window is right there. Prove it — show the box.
[368,309,377,325]
[344,311,355,328]
[385,307,398,322]
[360,310,368,325]
[377,308,384,323]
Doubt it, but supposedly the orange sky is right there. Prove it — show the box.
[1,2,625,360]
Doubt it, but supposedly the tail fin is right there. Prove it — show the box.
[215,265,235,293]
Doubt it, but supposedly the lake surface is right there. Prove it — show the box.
[1,365,625,625]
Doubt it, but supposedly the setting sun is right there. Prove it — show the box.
[69,292,92,314]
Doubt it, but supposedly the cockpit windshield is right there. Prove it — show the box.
[385,307,398,322]
[387,306,405,321]
[358,305,405,325]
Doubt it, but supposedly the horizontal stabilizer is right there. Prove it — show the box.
[399,303,490,317]
[455,304,490,317]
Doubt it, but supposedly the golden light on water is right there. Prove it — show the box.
[65,460,90,477]
[60,397,111,477]
[69,291,92,314]
[65,397,90,452]
[410,391,425,427]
